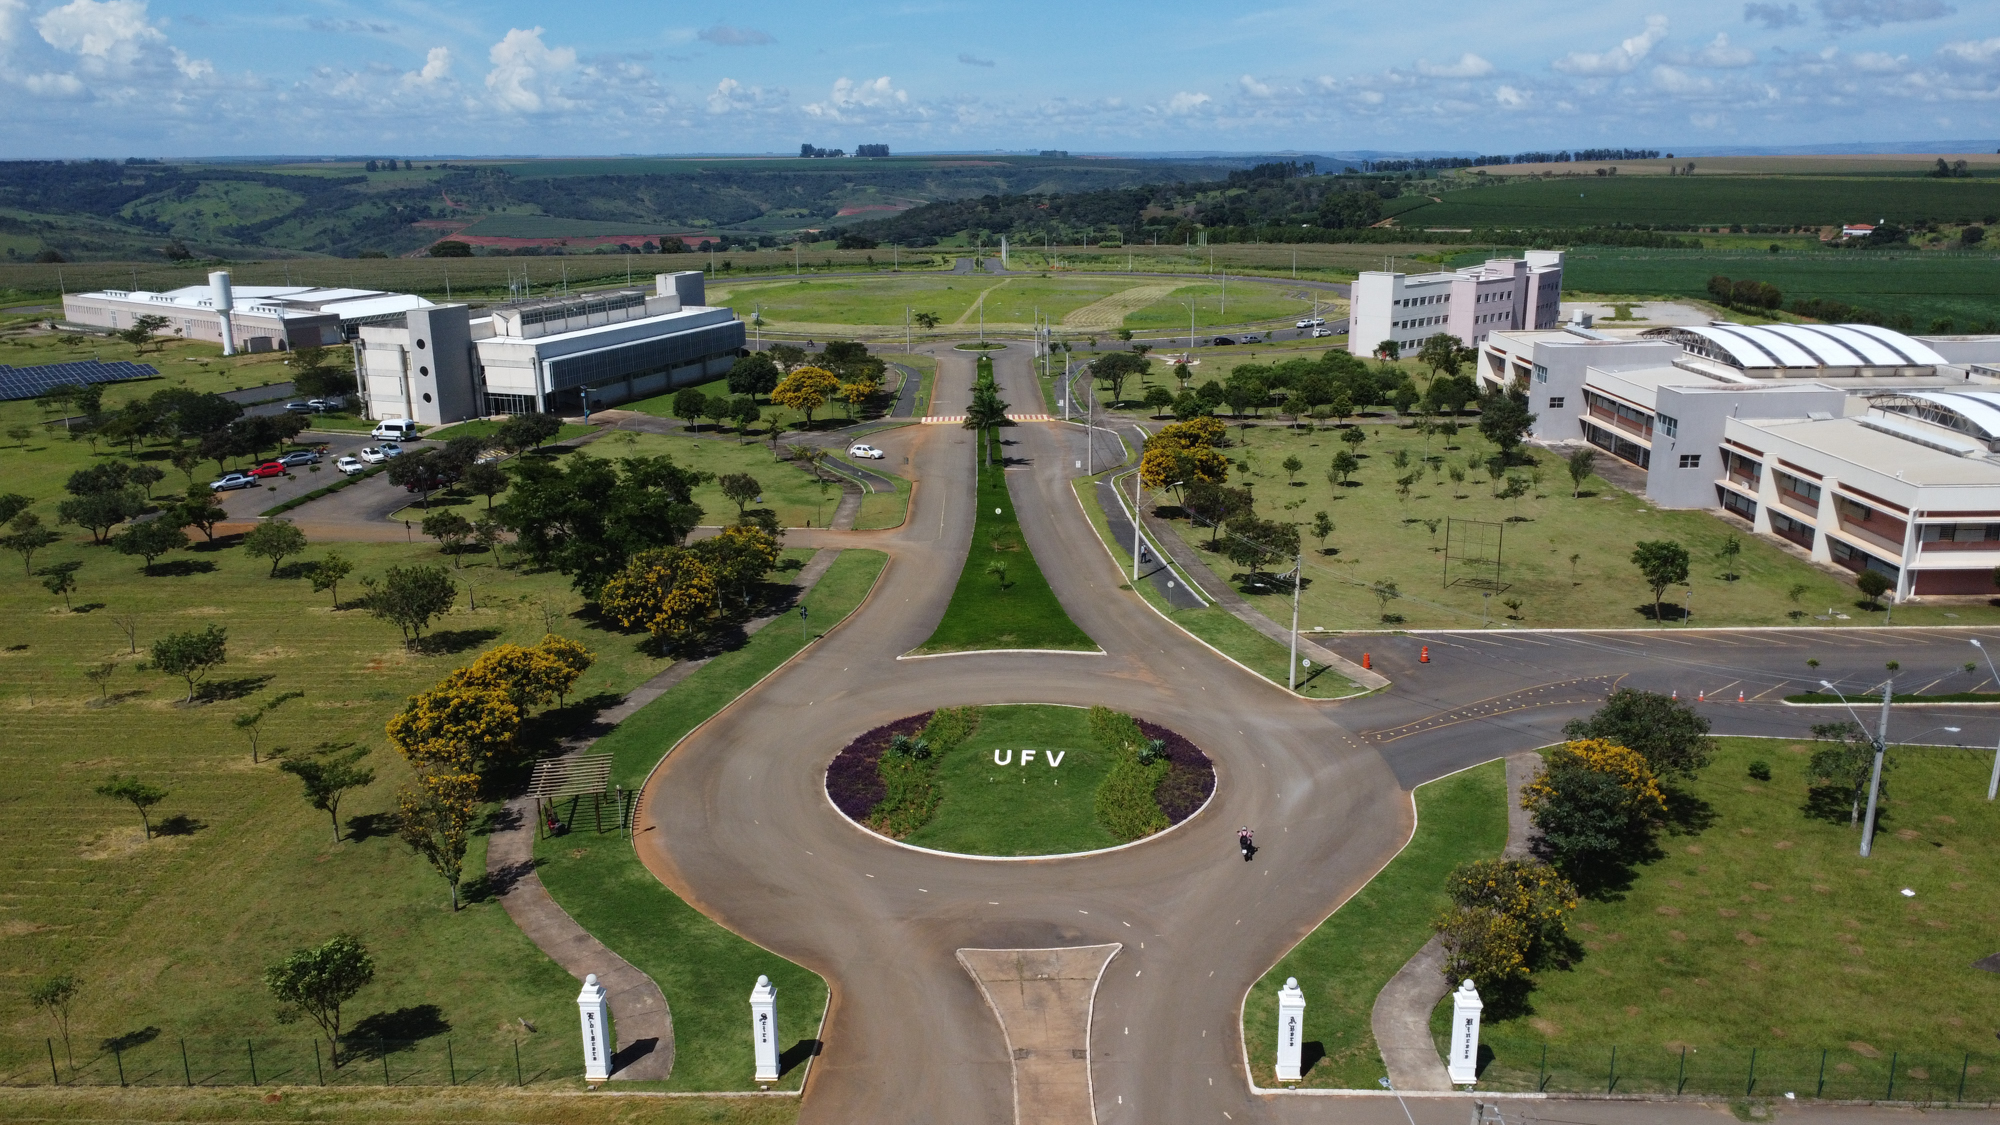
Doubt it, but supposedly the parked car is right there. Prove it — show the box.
[1211,336,1236,346]
[248,461,287,478]
[378,442,404,458]
[1312,327,1335,338]
[209,472,257,491]
[277,450,320,467]
[1240,334,1262,344]
[284,401,316,413]
[336,456,366,475]
[358,447,388,464]
[848,444,885,460]
[306,398,341,412]
[1294,318,1314,329]
[372,418,419,441]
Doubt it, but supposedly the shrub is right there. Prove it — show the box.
[1442,858,1578,969]
[1090,706,1169,840]
[1435,905,1531,1000]
[1748,760,1772,781]
[1522,740,1666,887]
[867,707,980,838]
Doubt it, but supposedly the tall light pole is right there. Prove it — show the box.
[1288,550,1303,692]
[1971,639,2000,800]
[1820,673,1896,857]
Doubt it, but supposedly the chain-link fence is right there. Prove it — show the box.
[0,1033,579,1089]
[1473,1039,2000,1104]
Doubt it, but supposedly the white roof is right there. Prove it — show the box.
[1659,323,1946,368]
[1882,390,2000,443]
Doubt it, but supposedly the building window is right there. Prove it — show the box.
[1658,413,1679,438]
[1773,470,1822,504]
[1533,364,1549,383]
[1548,396,1565,409]
[1770,510,1816,550]
[1678,453,1702,469]
[1831,538,1899,579]
[487,392,535,415]
[1719,488,1756,521]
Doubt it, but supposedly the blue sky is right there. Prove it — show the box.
[1,0,1996,157]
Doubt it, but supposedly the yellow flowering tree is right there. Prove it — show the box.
[1139,417,1230,495]
[771,365,841,429]
[598,546,719,648]
[1443,858,1578,968]
[1521,739,1666,886]
[397,769,477,911]
[453,634,595,710]
[386,681,521,778]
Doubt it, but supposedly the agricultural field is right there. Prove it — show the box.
[1396,175,2000,231]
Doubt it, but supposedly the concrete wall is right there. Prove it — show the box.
[405,306,479,426]
[1646,383,1846,509]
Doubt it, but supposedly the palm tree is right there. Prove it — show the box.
[962,384,1014,467]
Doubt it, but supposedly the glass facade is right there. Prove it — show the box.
[545,321,746,392]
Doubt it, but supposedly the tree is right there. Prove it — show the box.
[40,561,79,608]
[1418,332,1464,378]
[95,775,167,839]
[1221,515,1299,581]
[421,510,474,566]
[117,313,171,352]
[912,311,941,330]
[1565,448,1597,498]
[1310,510,1333,554]
[367,564,456,646]
[243,520,308,577]
[703,392,736,430]
[29,973,81,1068]
[1443,858,1578,969]
[1522,739,1666,885]
[57,489,142,545]
[1561,689,1715,779]
[984,558,1011,591]
[727,353,781,397]
[0,492,32,525]
[1143,384,1175,416]
[719,472,762,517]
[730,396,761,442]
[498,453,709,596]
[598,546,718,648]
[1855,568,1891,607]
[83,660,116,701]
[474,515,507,566]
[397,773,476,911]
[461,461,509,510]
[234,690,303,763]
[1807,720,1882,827]
[1328,450,1360,485]
[1717,534,1742,581]
[387,449,451,508]
[1630,539,1690,623]
[1434,904,1530,1000]
[963,383,1015,466]
[281,744,374,843]
[672,386,711,430]
[113,516,189,573]
[1477,387,1536,459]
[175,486,229,543]
[308,552,354,608]
[151,624,227,703]
[1339,425,1366,451]
[1281,454,1303,484]
[3,510,60,574]
[768,343,806,370]
[494,412,563,454]
[771,365,842,429]
[1090,352,1149,404]
[264,935,375,1067]
[1371,578,1401,621]
[1183,482,1252,545]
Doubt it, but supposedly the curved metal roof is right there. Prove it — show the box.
[1878,390,2000,444]
[1646,323,1947,369]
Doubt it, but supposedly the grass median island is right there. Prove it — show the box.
[0,1085,802,1124]
[534,549,885,1092]
[1452,736,2000,1100]
[823,705,1215,857]
[1243,760,1507,1088]
[914,460,1096,654]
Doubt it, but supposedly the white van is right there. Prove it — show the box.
[371,418,419,440]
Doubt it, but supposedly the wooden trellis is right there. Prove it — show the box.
[524,754,629,837]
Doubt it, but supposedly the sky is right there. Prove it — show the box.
[0,0,1996,158]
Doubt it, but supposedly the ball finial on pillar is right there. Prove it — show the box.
[1275,977,1306,1081]
[1447,978,1483,1086]
[577,973,611,1084]
[750,974,779,1084]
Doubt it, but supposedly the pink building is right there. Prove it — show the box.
[1347,251,1563,357]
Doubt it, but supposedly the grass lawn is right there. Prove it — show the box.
[534,550,886,1091]
[0,534,695,1085]
[1452,736,2000,1101]
[0,1086,799,1124]
[899,705,1117,856]
[1070,476,1359,699]
[576,431,848,530]
[1141,419,2000,630]
[827,452,911,530]
[890,354,936,418]
[914,460,1096,654]
[1242,761,1507,1088]
[425,419,597,445]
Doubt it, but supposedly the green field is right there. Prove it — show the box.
[1143,419,2000,631]
[899,705,1118,856]
[1451,737,2000,1100]
[456,217,682,239]
[711,274,1312,334]
[915,460,1097,654]
[574,431,851,530]
[1244,761,1507,1088]
[1401,176,2000,230]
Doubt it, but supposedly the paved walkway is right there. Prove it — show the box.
[484,548,842,1081]
[958,945,1122,1125]
[1370,750,1542,1091]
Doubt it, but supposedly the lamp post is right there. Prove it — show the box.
[1288,549,1304,692]
[1813,673,1952,857]
[1970,639,2000,800]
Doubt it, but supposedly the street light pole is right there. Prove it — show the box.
[1820,675,1894,857]
[1971,639,2000,800]
[1288,551,1303,692]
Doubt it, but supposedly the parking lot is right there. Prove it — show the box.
[211,429,433,518]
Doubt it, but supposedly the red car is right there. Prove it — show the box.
[248,461,287,478]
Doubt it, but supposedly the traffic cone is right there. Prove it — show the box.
[1698,691,1705,703]
[1362,653,1371,670]
[1671,690,1678,701]
[1420,646,1430,664]
[1738,690,1746,703]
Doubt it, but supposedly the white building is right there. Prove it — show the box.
[1474,320,2000,600]
[1347,251,1564,358]
[356,271,746,425]
[63,275,434,353]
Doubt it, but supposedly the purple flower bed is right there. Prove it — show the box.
[1136,717,1215,824]
[824,711,934,821]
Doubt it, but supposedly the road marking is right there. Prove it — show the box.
[1123,921,1132,927]
[1079,909,1089,914]
[1135,970,1142,976]
[919,888,928,892]
[866,873,874,878]
[989,901,999,905]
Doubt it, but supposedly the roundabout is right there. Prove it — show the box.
[824,705,1216,858]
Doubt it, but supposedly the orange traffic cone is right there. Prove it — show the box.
[1738,690,1746,703]
[1362,653,1372,670]
[1671,690,1678,701]
[1420,646,1430,664]
[1698,691,1705,703]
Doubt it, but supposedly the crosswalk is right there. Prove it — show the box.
[922,414,1052,424]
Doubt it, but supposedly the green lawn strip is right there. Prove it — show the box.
[622,376,734,419]
[425,419,597,444]
[533,550,885,1091]
[1453,737,2000,1099]
[899,705,1119,856]
[0,537,687,1079]
[914,460,1096,653]
[1784,691,2000,705]
[902,354,937,418]
[1148,420,2000,630]
[1069,475,1358,698]
[576,430,845,530]
[825,455,910,530]
[262,462,390,515]
[1243,760,1508,1089]
[0,1086,801,1124]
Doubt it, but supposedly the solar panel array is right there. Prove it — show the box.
[0,359,158,402]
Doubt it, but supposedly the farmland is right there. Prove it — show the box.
[1396,174,2000,231]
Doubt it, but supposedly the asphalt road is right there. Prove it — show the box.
[633,343,2000,1125]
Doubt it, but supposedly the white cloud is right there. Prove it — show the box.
[1816,0,1953,30]
[1239,74,1274,98]
[1691,111,1721,127]
[485,26,577,113]
[802,75,909,119]
[706,76,783,114]
[1417,53,1494,78]
[1165,90,1210,114]
[1691,33,1754,67]
[170,45,208,79]
[37,0,163,69]
[407,46,450,85]
[0,0,28,46]
[1651,64,1715,93]
[1744,2,1804,27]
[1494,84,1527,108]
[1553,15,1668,75]
[20,69,85,95]
[958,52,993,67]
[1938,36,2000,67]
[697,24,773,46]
[1851,50,1909,71]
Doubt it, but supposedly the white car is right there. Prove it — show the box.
[1309,316,1327,326]
[378,442,404,459]
[357,446,387,464]
[209,472,257,491]
[1241,334,1262,344]
[1312,327,1335,338]
[847,444,885,460]
[336,456,366,475]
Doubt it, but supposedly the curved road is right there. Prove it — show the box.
[635,342,2000,1124]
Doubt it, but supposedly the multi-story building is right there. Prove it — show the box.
[1473,319,2000,600]
[356,271,745,425]
[63,274,434,353]
[1346,251,1564,358]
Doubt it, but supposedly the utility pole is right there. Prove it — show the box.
[1131,472,1144,583]
[1862,676,1893,858]
[1287,551,1303,692]
[1971,639,2000,800]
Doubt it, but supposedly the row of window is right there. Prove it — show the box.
[1919,523,2000,543]
[1582,389,1653,432]
[1773,469,1823,504]
[1396,292,1446,308]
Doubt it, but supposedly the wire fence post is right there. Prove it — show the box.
[1677,1046,1687,1094]
[114,1044,125,1087]
[47,1038,58,1086]
[247,1039,258,1086]
[1746,1047,1757,1096]
[1960,1053,1970,1102]
[1886,1052,1898,1101]
[1817,1048,1827,1098]
[515,1040,523,1087]
[447,1040,456,1086]
[1537,1043,1547,1091]
[1607,1046,1618,1093]
[314,1039,323,1086]
[180,1038,191,1087]
[381,1038,390,1086]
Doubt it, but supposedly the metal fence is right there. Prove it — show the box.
[1475,1039,2000,1104]
[0,1033,579,1089]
